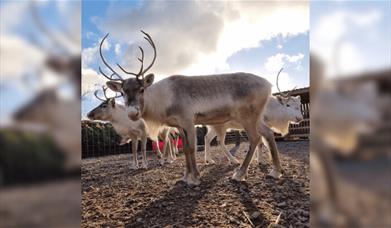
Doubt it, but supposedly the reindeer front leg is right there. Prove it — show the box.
[130,137,139,169]
[140,135,148,169]
[204,126,216,164]
[179,125,200,186]
[232,121,261,181]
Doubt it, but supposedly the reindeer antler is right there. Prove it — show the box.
[116,30,157,82]
[99,33,123,81]
[276,68,297,100]
[94,85,122,102]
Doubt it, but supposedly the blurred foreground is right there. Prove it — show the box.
[310,2,390,226]
[0,1,81,226]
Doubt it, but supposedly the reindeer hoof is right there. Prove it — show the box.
[232,169,247,181]
[267,169,283,179]
[187,176,201,186]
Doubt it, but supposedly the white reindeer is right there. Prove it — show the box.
[87,87,149,169]
[102,31,272,185]
[204,94,303,168]
[87,86,176,168]
[203,69,304,178]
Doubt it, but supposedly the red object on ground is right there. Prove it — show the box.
[152,138,183,152]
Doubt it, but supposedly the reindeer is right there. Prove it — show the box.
[100,31,271,185]
[86,86,149,169]
[203,68,303,178]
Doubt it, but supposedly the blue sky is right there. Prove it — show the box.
[4,1,388,121]
[311,0,390,77]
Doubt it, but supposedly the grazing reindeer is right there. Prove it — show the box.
[87,86,149,169]
[101,31,271,185]
[204,69,303,178]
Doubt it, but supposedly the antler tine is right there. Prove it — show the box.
[102,85,123,100]
[102,85,109,100]
[113,92,123,99]
[116,45,145,81]
[98,66,121,81]
[276,68,290,97]
[99,33,123,81]
[94,90,106,101]
[140,30,157,76]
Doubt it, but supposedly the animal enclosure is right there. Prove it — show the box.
[81,88,310,159]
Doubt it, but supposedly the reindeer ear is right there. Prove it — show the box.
[106,81,122,92]
[276,95,284,105]
[109,98,115,107]
[144,73,154,88]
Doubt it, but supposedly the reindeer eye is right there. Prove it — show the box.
[140,88,144,93]
[102,104,107,108]
[286,104,290,107]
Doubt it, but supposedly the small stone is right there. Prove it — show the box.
[136,218,143,222]
[194,187,201,191]
[277,202,287,207]
[251,211,261,219]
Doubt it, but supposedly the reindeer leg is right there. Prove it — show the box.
[232,122,260,181]
[182,125,200,186]
[156,139,163,158]
[173,137,178,159]
[141,135,148,169]
[204,126,216,164]
[216,126,240,165]
[178,128,191,183]
[259,124,283,178]
[166,139,174,163]
[130,137,139,170]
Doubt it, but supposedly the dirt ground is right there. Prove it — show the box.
[82,141,310,228]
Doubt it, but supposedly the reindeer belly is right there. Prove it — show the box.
[194,106,233,125]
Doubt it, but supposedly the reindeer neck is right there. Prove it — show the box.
[110,104,132,127]
[141,82,170,124]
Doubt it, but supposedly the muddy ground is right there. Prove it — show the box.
[82,141,310,228]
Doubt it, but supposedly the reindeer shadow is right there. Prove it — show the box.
[124,165,234,227]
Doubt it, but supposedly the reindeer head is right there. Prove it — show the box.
[98,31,157,121]
[276,95,303,123]
[275,68,303,123]
[87,86,121,121]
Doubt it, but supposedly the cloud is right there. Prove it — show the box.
[264,53,304,72]
[311,8,385,77]
[81,67,108,95]
[82,36,112,69]
[92,1,308,77]
[0,34,45,80]
[114,43,121,55]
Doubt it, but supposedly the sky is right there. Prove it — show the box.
[1,1,389,121]
[311,0,391,78]
[0,1,80,124]
[81,0,310,118]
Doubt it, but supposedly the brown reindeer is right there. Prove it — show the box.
[101,31,272,185]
